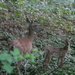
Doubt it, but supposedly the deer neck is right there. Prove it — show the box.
[28,28,34,41]
[64,42,70,51]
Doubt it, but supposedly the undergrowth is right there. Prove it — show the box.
[0,0,75,75]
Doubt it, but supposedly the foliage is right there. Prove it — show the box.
[0,48,38,74]
[0,0,75,75]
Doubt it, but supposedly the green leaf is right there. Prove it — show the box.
[14,48,20,55]
[2,62,13,74]
[17,0,23,5]
[32,48,38,52]
[33,0,39,2]
[14,56,18,61]
[10,51,15,56]
[6,55,13,63]
[30,55,35,60]
[0,52,13,63]
[24,53,31,58]
[0,2,4,6]
[10,48,20,56]
[0,54,6,60]
[18,55,24,60]
[30,59,35,64]
[3,52,13,63]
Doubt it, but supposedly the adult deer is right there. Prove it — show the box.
[11,17,36,75]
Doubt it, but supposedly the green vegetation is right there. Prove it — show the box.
[0,0,75,75]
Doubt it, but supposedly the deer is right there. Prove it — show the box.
[10,17,37,75]
[43,37,71,70]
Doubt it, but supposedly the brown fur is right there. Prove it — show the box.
[12,37,32,55]
[43,38,71,70]
[11,18,36,75]
[12,17,35,54]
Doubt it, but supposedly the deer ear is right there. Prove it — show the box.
[26,17,31,23]
[26,17,34,25]
[65,38,69,42]
[68,36,72,41]
[30,20,34,24]
[65,37,72,42]
[65,38,68,42]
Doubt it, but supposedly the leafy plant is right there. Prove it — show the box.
[0,48,39,74]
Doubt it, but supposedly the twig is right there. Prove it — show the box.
[24,59,30,75]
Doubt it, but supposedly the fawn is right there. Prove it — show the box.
[11,17,36,75]
[43,38,71,70]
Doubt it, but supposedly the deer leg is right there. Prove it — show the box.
[58,56,64,68]
[60,57,64,68]
[58,57,61,67]
[17,61,22,75]
[43,51,52,70]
